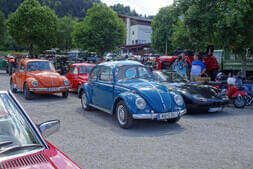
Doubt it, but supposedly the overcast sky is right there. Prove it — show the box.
[101,0,174,16]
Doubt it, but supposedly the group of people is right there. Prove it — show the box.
[172,46,219,82]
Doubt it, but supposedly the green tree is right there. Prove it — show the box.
[151,6,178,55]
[0,11,5,47]
[170,19,195,51]
[110,3,139,16]
[57,16,78,50]
[72,3,126,57]
[6,0,59,56]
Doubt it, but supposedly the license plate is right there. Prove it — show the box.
[208,107,222,112]
[47,88,59,92]
[158,112,178,120]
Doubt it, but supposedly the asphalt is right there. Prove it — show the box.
[1,71,253,169]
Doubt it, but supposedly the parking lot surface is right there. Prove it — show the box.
[1,72,253,169]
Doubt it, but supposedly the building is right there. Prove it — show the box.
[119,15,152,45]
[119,15,153,56]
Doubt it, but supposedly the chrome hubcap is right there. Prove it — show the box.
[117,105,126,125]
[82,93,87,109]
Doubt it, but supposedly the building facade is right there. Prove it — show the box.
[119,15,152,46]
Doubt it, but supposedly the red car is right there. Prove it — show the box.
[0,91,81,169]
[66,63,95,97]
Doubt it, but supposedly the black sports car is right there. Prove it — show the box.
[153,70,229,113]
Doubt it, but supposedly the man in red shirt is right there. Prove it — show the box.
[203,45,219,81]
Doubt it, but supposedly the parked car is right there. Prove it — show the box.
[66,63,95,97]
[80,61,186,129]
[153,70,229,113]
[0,91,81,168]
[10,59,70,100]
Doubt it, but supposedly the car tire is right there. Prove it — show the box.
[167,116,181,123]
[233,95,245,108]
[10,79,17,93]
[24,83,32,100]
[116,101,133,129]
[78,85,82,98]
[81,92,91,111]
[62,90,69,98]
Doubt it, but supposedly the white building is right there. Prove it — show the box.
[119,15,152,46]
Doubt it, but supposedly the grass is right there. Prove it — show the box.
[0,50,28,56]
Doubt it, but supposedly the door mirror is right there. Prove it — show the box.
[38,120,60,138]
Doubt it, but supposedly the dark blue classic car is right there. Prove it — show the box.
[80,61,186,128]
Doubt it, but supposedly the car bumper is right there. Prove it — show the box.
[132,109,187,120]
[30,87,68,92]
[187,99,229,112]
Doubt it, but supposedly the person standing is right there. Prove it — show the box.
[203,45,219,81]
[172,52,190,78]
[191,52,206,82]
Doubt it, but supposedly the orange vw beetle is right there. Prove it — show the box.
[10,59,70,99]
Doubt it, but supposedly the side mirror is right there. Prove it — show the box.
[38,120,60,138]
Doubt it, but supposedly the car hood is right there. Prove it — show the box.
[117,79,175,113]
[0,143,80,169]
[162,82,219,99]
[27,71,65,87]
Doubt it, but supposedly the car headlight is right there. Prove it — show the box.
[135,97,146,110]
[174,94,184,106]
[64,79,69,86]
[31,80,38,87]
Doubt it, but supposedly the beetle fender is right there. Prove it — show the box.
[112,92,152,115]
[82,83,92,104]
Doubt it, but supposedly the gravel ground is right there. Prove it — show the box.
[1,71,253,169]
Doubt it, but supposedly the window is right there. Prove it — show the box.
[98,68,113,82]
[132,31,135,35]
[135,40,138,44]
[27,61,55,72]
[69,67,78,75]
[89,67,99,81]
[132,40,134,44]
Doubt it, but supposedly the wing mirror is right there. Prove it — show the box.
[38,120,60,138]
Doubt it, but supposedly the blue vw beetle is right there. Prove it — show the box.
[80,61,186,128]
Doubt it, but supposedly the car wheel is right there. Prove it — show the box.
[78,85,82,98]
[24,83,32,100]
[10,79,17,93]
[167,116,181,123]
[81,92,91,111]
[116,101,133,129]
[62,90,69,98]
[233,95,245,108]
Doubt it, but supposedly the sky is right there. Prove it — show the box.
[101,0,174,16]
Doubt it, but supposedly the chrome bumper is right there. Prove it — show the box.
[30,87,68,92]
[132,109,187,120]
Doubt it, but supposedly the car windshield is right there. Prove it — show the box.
[79,66,94,75]
[154,71,188,83]
[27,61,55,72]
[116,65,154,82]
[0,93,43,157]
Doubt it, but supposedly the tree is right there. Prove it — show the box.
[170,19,195,51]
[110,3,139,16]
[6,0,59,56]
[39,0,100,18]
[151,6,178,55]
[57,16,78,50]
[72,3,126,57]
[0,11,5,47]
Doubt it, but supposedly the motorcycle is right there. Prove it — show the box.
[227,77,249,108]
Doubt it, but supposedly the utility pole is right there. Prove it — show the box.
[242,48,249,78]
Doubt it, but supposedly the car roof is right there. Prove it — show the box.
[98,61,143,68]
[70,63,96,67]
[20,59,49,64]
